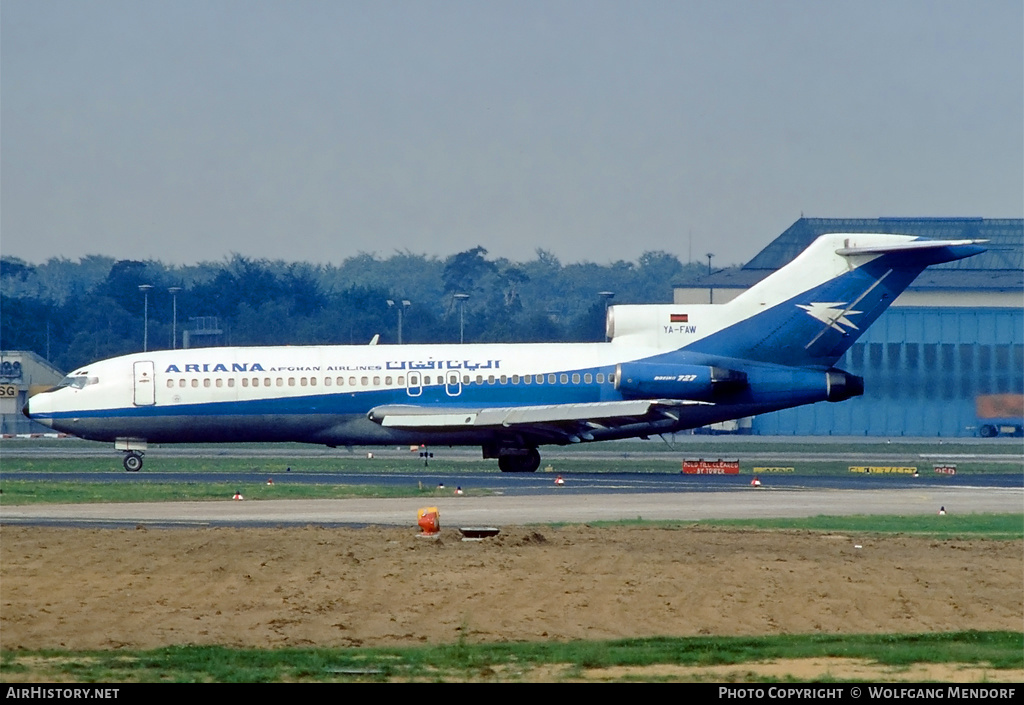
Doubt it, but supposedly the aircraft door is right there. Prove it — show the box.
[133,361,156,406]
[406,371,423,397]
[445,371,462,397]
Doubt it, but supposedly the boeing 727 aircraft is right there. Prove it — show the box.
[24,233,984,472]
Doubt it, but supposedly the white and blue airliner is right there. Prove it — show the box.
[25,233,984,472]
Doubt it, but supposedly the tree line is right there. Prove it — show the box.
[1,247,713,373]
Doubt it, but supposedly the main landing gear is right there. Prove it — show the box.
[485,443,542,472]
[123,451,144,472]
[496,447,541,473]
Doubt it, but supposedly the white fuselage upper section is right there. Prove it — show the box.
[46,340,662,415]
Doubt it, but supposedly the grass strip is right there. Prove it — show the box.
[585,514,1024,541]
[0,479,480,504]
[2,631,1020,683]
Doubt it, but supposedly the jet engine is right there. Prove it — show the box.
[615,362,747,401]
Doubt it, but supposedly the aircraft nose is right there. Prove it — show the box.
[22,395,53,428]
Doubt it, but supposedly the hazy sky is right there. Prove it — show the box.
[2,0,1022,267]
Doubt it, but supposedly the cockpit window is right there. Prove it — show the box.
[57,375,99,389]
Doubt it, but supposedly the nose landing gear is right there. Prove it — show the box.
[123,451,144,472]
[116,439,148,472]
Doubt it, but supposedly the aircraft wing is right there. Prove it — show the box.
[367,399,709,443]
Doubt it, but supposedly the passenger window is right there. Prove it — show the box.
[277,378,284,387]
[572,373,580,384]
[337,377,344,386]
[310,377,317,386]
[549,374,556,384]
[349,377,356,386]
[228,379,235,388]
[216,379,223,388]
[373,376,380,385]
[386,376,393,385]
[361,376,369,386]
[300,378,307,386]
[560,374,568,384]
[192,379,199,388]
[289,378,296,386]
[597,373,605,384]
[204,378,211,388]
[166,380,174,389]
[324,377,331,387]
[179,379,186,388]
[584,373,593,384]
[242,378,248,387]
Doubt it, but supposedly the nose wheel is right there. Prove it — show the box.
[123,451,144,472]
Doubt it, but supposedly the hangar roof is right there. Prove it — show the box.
[693,218,1023,292]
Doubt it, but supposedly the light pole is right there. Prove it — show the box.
[706,252,714,275]
[138,284,153,352]
[387,299,411,344]
[453,293,470,343]
[599,291,615,341]
[168,287,182,350]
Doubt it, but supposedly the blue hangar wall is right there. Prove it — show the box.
[753,307,1024,437]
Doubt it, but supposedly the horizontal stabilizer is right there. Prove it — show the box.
[836,238,986,260]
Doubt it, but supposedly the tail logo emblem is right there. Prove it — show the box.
[797,302,862,333]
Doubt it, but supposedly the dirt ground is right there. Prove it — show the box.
[1,524,1022,680]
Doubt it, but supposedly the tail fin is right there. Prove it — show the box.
[685,233,985,368]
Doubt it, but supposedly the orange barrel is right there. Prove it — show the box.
[417,506,440,535]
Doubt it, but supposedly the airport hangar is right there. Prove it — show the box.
[0,350,62,436]
[674,217,1024,438]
